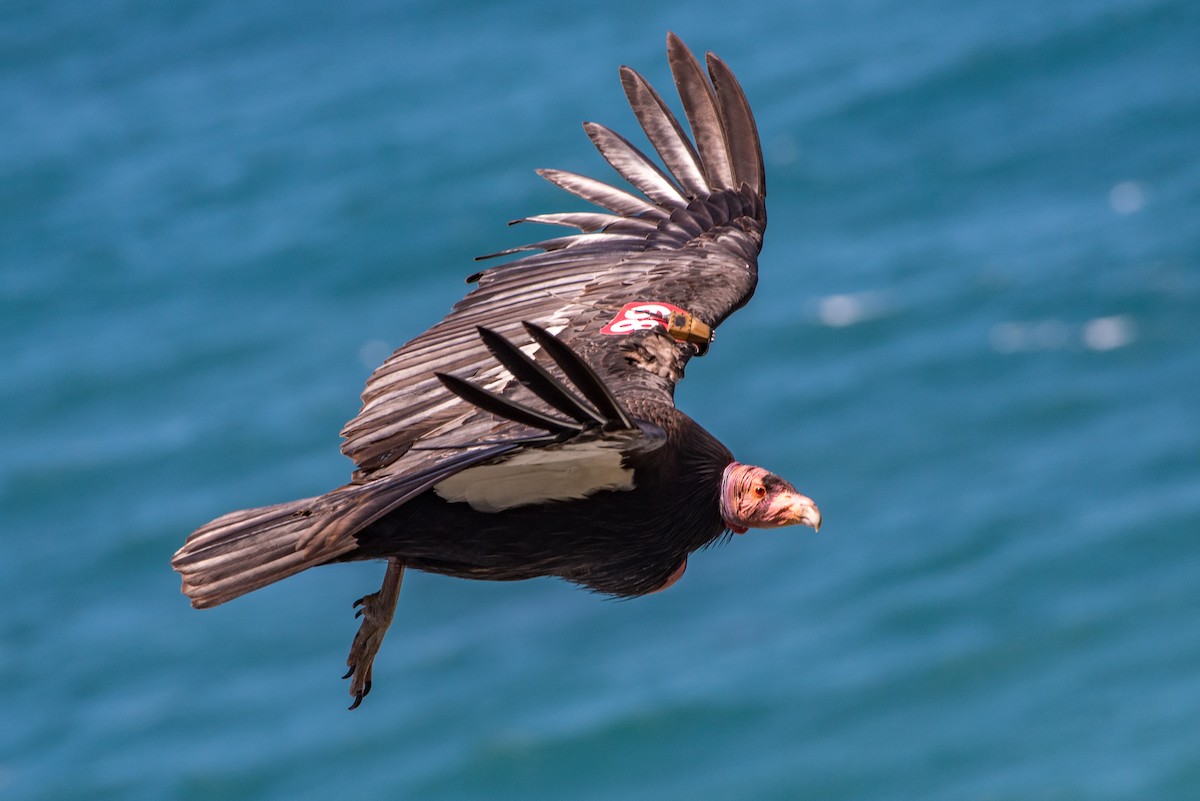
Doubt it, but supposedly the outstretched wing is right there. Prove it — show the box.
[342,33,766,482]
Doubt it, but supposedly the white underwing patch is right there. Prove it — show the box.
[432,440,634,512]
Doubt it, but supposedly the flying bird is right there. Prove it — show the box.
[173,33,822,709]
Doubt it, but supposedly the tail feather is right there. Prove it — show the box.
[174,445,519,608]
[172,495,358,609]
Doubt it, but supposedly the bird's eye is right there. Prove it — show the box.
[753,485,767,498]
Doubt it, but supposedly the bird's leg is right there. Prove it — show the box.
[343,558,404,710]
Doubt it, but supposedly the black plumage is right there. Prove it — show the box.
[173,33,821,708]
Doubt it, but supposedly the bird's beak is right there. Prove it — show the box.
[777,493,822,532]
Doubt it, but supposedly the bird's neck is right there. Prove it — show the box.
[719,461,749,534]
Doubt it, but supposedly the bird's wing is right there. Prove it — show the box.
[342,33,765,482]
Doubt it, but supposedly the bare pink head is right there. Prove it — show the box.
[719,462,822,534]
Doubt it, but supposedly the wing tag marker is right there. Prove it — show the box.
[600,302,713,350]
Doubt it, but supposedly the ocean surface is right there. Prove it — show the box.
[2,1,1198,798]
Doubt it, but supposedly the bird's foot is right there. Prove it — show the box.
[343,558,404,710]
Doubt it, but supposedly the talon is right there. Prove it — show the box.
[342,559,404,710]
[347,679,373,711]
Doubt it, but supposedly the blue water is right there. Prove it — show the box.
[3,0,1199,798]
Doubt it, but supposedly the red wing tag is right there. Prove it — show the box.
[600,302,688,336]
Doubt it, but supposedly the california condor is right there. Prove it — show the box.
[173,33,822,709]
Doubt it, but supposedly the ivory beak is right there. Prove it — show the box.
[782,493,822,532]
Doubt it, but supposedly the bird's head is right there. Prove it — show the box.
[719,462,821,534]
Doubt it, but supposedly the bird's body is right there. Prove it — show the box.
[173,34,822,708]
[348,401,731,596]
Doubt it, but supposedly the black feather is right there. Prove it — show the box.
[434,372,583,436]
[475,326,609,426]
[521,322,634,429]
[666,32,734,190]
